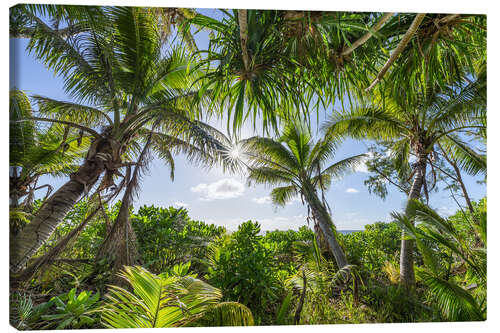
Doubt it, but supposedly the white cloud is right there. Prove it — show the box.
[345,188,360,193]
[353,152,374,173]
[252,196,301,205]
[437,205,455,217]
[190,178,245,201]
[172,201,189,208]
[337,212,370,230]
[252,196,272,204]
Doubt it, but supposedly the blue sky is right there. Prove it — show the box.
[9,8,486,231]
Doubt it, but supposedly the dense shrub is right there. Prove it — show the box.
[131,205,226,274]
[263,226,315,272]
[205,221,288,324]
[339,221,401,279]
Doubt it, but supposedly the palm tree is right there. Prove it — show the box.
[241,122,365,269]
[9,90,89,207]
[393,199,486,321]
[191,10,401,134]
[323,78,486,286]
[9,6,234,273]
[374,14,486,95]
[93,119,239,277]
[9,89,90,235]
[101,265,254,327]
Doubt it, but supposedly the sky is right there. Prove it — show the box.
[9,8,486,232]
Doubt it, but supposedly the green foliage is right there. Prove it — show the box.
[36,199,108,259]
[205,221,287,323]
[393,198,486,321]
[10,292,57,330]
[339,221,401,279]
[192,301,255,327]
[275,291,293,325]
[10,293,35,330]
[361,283,433,322]
[36,288,100,329]
[100,265,253,328]
[131,205,226,273]
[9,6,487,327]
[263,226,315,271]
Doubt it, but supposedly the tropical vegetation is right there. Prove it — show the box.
[9,4,486,329]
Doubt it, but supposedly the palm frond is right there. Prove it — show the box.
[101,266,223,328]
[321,153,366,180]
[416,268,484,321]
[270,185,299,207]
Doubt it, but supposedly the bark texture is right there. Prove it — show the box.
[305,185,348,269]
[399,154,427,287]
[12,204,101,284]
[10,137,117,273]
[238,9,250,71]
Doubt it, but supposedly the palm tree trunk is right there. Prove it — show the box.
[293,270,307,324]
[400,154,427,287]
[12,202,102,284]
[10,139,111,273]
[96,136,152,280]
[305,187,348,269]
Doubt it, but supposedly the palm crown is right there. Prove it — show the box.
[241,121,365,269]
[243,122,365,207]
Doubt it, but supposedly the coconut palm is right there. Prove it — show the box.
[241,122,365,269]
[323,76,486,286]
[94,119,240,277]
[9,6,237,273]
[101,265,254,328]
[392,199,486,321]
[9,89,90,209]
[9,89,92,238]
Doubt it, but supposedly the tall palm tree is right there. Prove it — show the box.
[9,89,91,237]
[9,6,232,273]
[241,122,365,269]
[323,78,486,286]
[393,199,486,321]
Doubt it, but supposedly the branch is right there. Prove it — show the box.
[438,14,460,24]
[342,12,394,57]
[28,116,101,138]
[10,24,81,39]
[371,164,409,195]
[366,13,426,91]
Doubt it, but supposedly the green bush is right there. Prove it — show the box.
[205,221,287,324]
[131,205,226,274]
[35,288,101,330]
[339,221,401,279]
